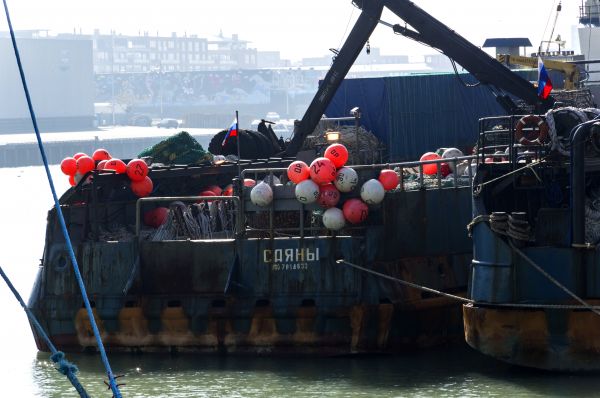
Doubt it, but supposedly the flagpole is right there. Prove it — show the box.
[236,110,241,177]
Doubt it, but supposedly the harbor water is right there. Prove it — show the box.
[1,135,600,396]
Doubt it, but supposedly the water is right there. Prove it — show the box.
[1,164,600,397]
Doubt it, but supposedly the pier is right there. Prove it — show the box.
[0,127,219,167]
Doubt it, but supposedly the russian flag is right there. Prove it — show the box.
[537,57,553,99]
[221,118,238,147]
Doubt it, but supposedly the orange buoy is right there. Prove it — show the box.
[342,198,369,224]
[126,159,149,181]
[223,184,234,196]
[324,143,349,168]
[143,207,169,227]
[76,155,95,175]
[104,159,127,174]
[310,157,336,185]
[60,157,77,176]
[378,169,399,191]
[131,176,153,197]
[96,160,108,170]
[287,160,310,184]
[205,185,223,196]
[420,152,442,175]
[92,148,111,161]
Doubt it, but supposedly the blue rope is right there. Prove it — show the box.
[1,2,122,397]
[0,266,90,398]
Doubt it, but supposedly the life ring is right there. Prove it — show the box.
[515,115,549,146]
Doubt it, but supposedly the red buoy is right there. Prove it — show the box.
[378,169,399,191]
[92,148,111,161]
[223,184,234,196]
[317,183,340,208]
[243,178,256,187]
[310,157,337,185]
[126,159,149,181]
[287,160,310,184]
[60,157,77,176]
[205,185,223,196]
[73,152,87,160]
[96,160,108,170]
[342,198,369,224]
[131,176,153,197]
[420,152,442,175]
[440,162,451,178]
[104,159,127,174]
[143,207,169,228]
[76,155,95,175]
[324,144,349,168]
[68,174,76,186]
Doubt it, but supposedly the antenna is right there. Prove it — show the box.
[546,1,562,52]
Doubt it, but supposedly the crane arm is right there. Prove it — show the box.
[283,0,555,157]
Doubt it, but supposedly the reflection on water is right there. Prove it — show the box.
[28,346,600,398]
[2,163,600,397]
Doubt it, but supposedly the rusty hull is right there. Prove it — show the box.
[463,303,600,371]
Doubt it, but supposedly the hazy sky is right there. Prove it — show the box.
[3,0,581,61]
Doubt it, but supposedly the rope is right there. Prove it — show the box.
[336,259,473,304]
[474,158,547,191]
[337,259,600,312]
[1,2,122,396]
[508,240,600,317]
[0,266,90,398]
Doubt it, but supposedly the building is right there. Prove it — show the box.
[0,36,94,133]
[60,30,259,74]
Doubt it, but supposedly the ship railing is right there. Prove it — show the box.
[477,115,550,171]
[240,158,476,238]
[135,195,242,239]
[242,156,476,194]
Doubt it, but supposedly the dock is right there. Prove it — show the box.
[0,126,220,167]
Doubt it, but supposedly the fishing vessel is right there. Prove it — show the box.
[463,105,600,371]
[24,0,566,356]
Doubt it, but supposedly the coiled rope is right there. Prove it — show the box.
[1,1,122,396]
[0,266,90,398]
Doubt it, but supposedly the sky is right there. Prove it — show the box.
[2,0,582,62]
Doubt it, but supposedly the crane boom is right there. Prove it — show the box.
[283,0,555,157]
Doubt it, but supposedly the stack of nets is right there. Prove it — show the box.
[150,200,235,241]
[138,131,212,165]
[302,120,382,164]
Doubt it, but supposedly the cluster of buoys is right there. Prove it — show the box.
[419,147,464,178]
[60,149,154,198]
[281,144,396,230]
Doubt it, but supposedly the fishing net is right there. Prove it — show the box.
[138,131,212,165]
[149,200,236,241]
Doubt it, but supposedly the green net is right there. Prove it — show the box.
[138,131,212,165]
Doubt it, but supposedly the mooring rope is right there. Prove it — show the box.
[335,259,473,303]
[1,1,122,396]
[0,266,90,398]
[337,259,600,312]
[508,240,600,317]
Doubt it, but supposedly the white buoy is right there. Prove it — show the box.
[334,167,359,193]
[360,179,385,205]
[295,179,320,204]
[262,174,281,185]
[442,148,463,172]
[250,182,273,207]
[322,207,345,230]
